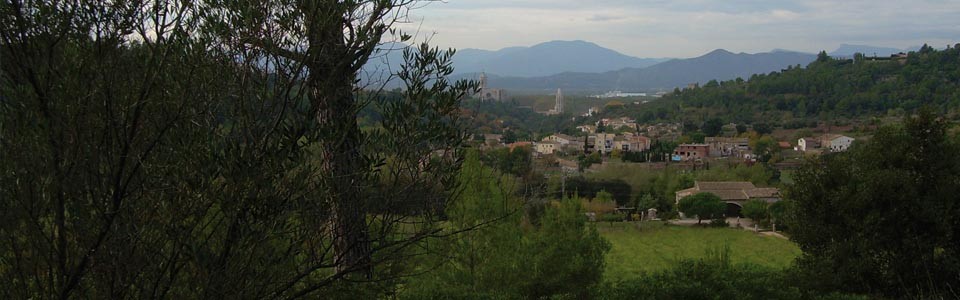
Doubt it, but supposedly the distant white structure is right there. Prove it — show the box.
[796,134,855,152]
[544,88,564,115]
[555,88,563,113]
[797,137,821,152]
[475,72,504,102]
[822,134,855,152]
[591,91,647,98]
[582,106,600,117]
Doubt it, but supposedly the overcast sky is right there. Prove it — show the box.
[395,0,960,58]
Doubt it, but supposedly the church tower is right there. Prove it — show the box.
[555,88,563,113]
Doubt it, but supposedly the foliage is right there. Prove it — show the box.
[620,140,678,163]
[594,45,960,127]
[600,213,624,223]
[563,177,633,206]
[678,193,726,224]
[599,246,809,300]
[768,200,790,231]
[736,123,748,134]
[595,189,615,203]
[708,218,731,227]
[463,99,579,139]
[0,1,477,298]
[750,135,779,163]
[741,199,770,222]
[582,198,619,215]
[634,194,659,211]
[483,145,533,177]
[702,118,725,137]
[786,109,960,298]
[402,153,611,299]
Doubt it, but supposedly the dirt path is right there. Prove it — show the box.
[668,217,789,239]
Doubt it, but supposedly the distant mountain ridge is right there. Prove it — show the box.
[452,40,670,77]
[362,40,670,79]
[365,41,919,92]
[477,49,817,91]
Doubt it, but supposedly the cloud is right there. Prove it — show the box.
[587,14,627,22]
[397,0,960,57]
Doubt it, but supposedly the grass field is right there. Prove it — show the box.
[597,222,801,280]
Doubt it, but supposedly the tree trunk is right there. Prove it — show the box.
[311,77,372,277]
[305,13,372,276]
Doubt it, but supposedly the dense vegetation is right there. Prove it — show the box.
[786,110,960,298]
[463,99,580,140]
[601,45,960,127]
[400,153,609,299]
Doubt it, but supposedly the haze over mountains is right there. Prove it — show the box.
[364,40,916,92]
[452,40,670,77]
[477,49,816,92]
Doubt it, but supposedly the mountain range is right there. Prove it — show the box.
[363,40,917,91]
[363,40,669,80]
[451,40,670,77]
[474,49,816,91]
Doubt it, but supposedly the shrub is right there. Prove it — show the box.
[708,218,729,227]
[599,214,623,223]
[596,247,869,300]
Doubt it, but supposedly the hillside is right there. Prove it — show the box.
[596,44,960,126]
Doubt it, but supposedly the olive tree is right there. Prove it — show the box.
[1,0,477,298]
[678,193,725,224]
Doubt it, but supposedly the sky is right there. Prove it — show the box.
[395,0,960,58]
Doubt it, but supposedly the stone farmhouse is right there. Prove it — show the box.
[675,181,780,217]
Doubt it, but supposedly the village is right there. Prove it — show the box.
[471,114,862,231]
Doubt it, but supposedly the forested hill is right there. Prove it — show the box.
[618,44,960,125]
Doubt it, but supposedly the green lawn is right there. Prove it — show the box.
[597,222,801,280]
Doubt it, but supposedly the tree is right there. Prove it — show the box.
[502,129,518,144]
[767,200,789,232]
[579,152,602,171]
[702,118,724,137]
[403,153,610,299]
[741,199,769,232]
[678,193,726,224]
[0,2,225,297]
[735,124,748,135]
[635,194,658,211]
[816,50,831,63]
[751,123,773,135]
[595,189,615,203]
[750,135,778,163]
[1,0,478,298]
[206,0,480,285]
[786,110,960,298]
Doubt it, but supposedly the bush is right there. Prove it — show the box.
[599,214,623,223]
[658,211,679,220]
[708,218,729,227]
[598,246,800,299]
[581,198,617,215]
[597,247,869,300]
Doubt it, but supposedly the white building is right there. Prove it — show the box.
[797,137,821,152]
[822,134,855,152]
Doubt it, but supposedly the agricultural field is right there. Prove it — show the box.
[597,222,801,280]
